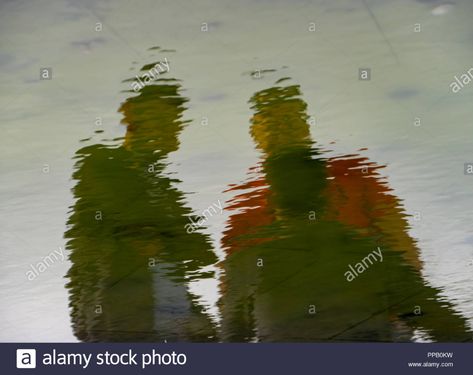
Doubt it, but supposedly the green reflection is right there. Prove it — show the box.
[219,81,471,342]
[65,66,217,342]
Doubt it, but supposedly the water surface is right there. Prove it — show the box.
[1,0,472,342]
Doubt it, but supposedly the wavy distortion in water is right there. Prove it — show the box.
[65,56,471,342]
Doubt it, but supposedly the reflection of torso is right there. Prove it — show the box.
[66,144,217,341]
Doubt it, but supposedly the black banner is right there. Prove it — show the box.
[5,343,472,374]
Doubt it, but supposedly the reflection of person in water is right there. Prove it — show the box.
[219,81,471,342]
[65,62,217,342]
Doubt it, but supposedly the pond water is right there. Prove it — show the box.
[1,0,472,342]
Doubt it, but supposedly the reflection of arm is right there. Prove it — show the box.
[323,155,470,341]
[324,155,421,271]
[222,165,275,255]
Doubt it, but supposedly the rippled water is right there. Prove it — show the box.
[1,0,472,342]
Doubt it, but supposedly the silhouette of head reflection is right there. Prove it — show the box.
[250,85,311,156]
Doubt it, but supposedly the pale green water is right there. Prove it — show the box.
[1,0,472,341]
